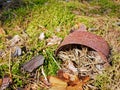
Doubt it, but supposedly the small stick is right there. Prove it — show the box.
[51,55,61,69]
[0,62,8,66]
[9,49,12,77]
[41,66,48,83]
[47,50,61,69]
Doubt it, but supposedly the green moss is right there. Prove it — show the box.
[90,0,120,17]
[0,0,120,89]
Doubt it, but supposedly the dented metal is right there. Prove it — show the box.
[56,28,110,65]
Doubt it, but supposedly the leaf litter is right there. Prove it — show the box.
[0,33,107,89]
[39,32,45,41]
[1,1,119,90]
[58,45,106,89]
[0,75,12,90]
[9,35,24,47]
[46,35,62,45]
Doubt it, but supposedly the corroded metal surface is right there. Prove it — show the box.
[56,30,110,63]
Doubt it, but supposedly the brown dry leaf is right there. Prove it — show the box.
[24,83,38,90]
[57,69,80,85]
[49,76,67,90]
[46,35,62,45]
[57,69,70,82]
[49,85,66,90]
[67,77,86,90]
[0,79,2,86]
[9,35,24,46]
[0,27,5,34]
[39,32,45,41]
[57,69,89,85]
[66,82,83,90]
[81,76,90,83]
[68,75,80,86]
[0,76,12,90]
[39,77,51,88]
[49,76,67,86]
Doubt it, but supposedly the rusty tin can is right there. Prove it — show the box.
[56,28,110,66]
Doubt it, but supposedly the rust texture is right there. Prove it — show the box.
[56,30,110,63]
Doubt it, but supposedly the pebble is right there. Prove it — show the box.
[22,55,45,72]
[13,46,22,57]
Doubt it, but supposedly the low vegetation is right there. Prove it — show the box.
[0,0,120,89]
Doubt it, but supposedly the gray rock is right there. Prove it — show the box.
[13,46,22,57]
[22,55,44,72]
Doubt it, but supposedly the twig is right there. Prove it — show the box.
[51,55,61,69]
[12,74,25,79]
[0,62,8,66]
[9,49,12,77]
[47,50,61,69]
[41,66,48,82]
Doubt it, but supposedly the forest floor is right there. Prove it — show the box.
[0,0,120,90]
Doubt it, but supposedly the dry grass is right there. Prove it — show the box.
[0,0,120,89]
[58,46,107,89]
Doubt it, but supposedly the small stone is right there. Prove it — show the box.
[13,46,22,57]
[22,55,44,72]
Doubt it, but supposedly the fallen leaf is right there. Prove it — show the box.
[66,82,83,90]
[0,75,12,90]
[80,76,90,83]
[47,35,62,45]
[57,69,70,82]
[66,60,78,75]
[24,83,38,90]
[0,79,2,86]
[49,85,66,90]
[0,27,5,34]
[49,76,67,90]
[39,32,45,41]
[49,76,67,86]
[68,75,80,86]
[57,69,80,86]
[22,55,44,72]
[66,76,86,90]
[40,77,51,87]
[10,35,24,46]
